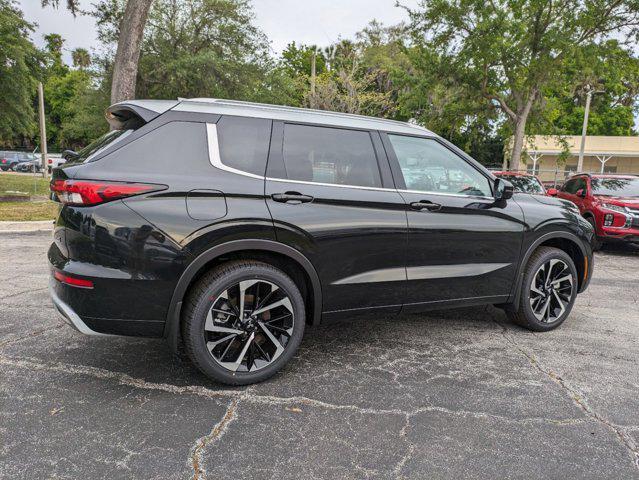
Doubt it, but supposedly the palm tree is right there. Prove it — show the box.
[71,48,90,70]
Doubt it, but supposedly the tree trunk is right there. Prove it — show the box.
[110,0,154,105]
[510,115,527,171]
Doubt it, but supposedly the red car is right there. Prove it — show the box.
[492,171,558,196]
[553,174,639,249]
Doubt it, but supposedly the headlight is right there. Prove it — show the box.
[601,203,627,214]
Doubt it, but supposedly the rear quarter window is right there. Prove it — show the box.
[216,116,272,176]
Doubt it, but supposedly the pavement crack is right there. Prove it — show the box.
[0,354,589,428]
[392,443,415,479]
[189,397,240,480]
[495,319,639,471]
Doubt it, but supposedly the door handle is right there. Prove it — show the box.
[410,200,442,212]
[272,192,314,204]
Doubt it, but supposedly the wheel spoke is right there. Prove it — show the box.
[238,280,259,320]
[207,333,237,350]
[530,284,544,296]
[253,286,278,313]
[252,297,293,316]
[552,290,566,318]
[257,321,285,361]
[218,332,255,372]
[551,275,572,287]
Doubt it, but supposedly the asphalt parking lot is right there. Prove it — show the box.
[1,231,638,479]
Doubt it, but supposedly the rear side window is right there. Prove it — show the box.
[217,116,272,176]
[281,124,382,188]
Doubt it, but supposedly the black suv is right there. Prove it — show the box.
[49,99,594,385]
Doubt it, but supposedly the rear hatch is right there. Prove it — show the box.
[49,100,178,258]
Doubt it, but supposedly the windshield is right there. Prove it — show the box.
[497,174,544,194]
[591,177,639,197]
[68,129,133,164]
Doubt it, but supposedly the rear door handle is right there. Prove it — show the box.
[272,192,314,204]
[410,200,442,212]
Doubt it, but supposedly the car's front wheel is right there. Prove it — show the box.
[507,246,578,331]
[182,260,305,385]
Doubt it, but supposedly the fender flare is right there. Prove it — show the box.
[164,239,323,352]
[508,230,589,306]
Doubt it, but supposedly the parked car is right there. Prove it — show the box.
[47,153,65,173]
[0,151,36,171]
[49,98,594,385]
[16,158,42,173]
[492,171,557,196]
[552,173,639,249]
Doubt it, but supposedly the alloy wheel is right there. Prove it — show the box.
[529,259,574,323]
[204,279,294,372]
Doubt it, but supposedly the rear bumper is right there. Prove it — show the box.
[49,279,109,336]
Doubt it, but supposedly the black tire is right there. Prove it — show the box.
[585,216,602,251]
[507,246,578,332]
[182,260,305,385]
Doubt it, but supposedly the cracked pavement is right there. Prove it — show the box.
[1,231,638,479]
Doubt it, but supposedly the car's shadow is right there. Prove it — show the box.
[598,241,639,257]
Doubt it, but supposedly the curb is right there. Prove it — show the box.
[0,220,53,234]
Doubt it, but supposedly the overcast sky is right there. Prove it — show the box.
[18,0,419,62]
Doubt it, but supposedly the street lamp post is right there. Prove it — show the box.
[577,84,603,173]
[577,86,592,173]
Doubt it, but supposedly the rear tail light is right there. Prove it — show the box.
[54,271,94,289]
[48,158,52,164]
[50,179,165,206]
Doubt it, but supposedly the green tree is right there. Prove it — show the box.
[43,0,154,103]
[405,0,639,170]
[0,0,41,146]
[534,40,639,136]
[134,0,281,102]
[71,47,91,70]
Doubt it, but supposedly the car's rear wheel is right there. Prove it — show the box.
[182,260,305,385]
[507,247,578,331]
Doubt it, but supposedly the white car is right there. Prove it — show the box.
[47,154,65,173]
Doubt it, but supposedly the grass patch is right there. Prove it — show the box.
[0,173,50,196]
[0,201,58,221]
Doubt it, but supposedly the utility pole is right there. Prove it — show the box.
[310,52,316,109]
[37,82,48,180]
[577,85,593,173]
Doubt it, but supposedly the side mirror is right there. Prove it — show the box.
[494,178,514,201]
[546,188,558,197]
[575,188,586,198]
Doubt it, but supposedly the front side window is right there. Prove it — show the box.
[281,124,382,188]
[563,177,586,194]
[388,135,492,197]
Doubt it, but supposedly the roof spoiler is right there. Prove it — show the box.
[105,100,179,130]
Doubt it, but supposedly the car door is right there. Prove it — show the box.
[557,176,588,213]
[265,122,408,318]
[381,133,525,311]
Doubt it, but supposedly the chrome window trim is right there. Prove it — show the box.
[398,189,495,201]
[206,122,496,200]
[265,176,396,192]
